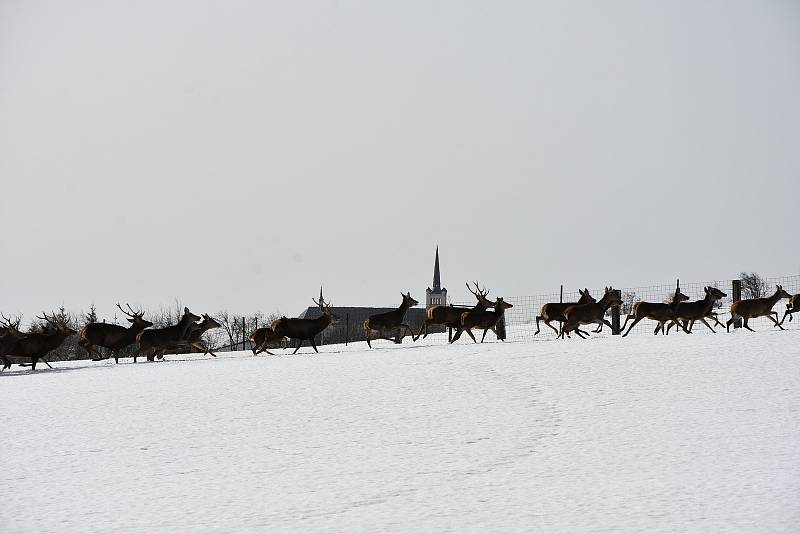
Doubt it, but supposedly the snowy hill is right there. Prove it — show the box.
[2,331,799,533]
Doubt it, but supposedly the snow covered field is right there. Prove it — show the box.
[2,330,799,533]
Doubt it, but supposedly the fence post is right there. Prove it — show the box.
[611,289,622,335]
[448,327,452,343]
[560,284,563,303]
[732,279,742,328]
[346,313,349,345]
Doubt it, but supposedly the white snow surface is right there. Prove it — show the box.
[2,331,799,533]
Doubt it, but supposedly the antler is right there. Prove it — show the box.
[312,297,330,308]
[116,303,142,318]
[466,281,490,300]
[36,312,58,328]
[0,312,21,329]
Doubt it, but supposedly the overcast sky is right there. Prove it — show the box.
[1,1,798,323]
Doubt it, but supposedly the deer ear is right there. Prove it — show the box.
[184,307,189,313]
[127,318,134,323]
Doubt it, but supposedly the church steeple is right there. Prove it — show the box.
[432,246,441,291]
[426,246,447,309]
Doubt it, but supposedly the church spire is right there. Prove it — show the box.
[432,246,441,291]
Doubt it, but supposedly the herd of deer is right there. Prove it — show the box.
[1,283,799,372]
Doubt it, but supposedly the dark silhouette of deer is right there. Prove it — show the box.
[249,326,286,355]
[159,314,222,357]
[726,285,792,332]
[415,282,493,340]
[780,293,800,326]
[560,287,622,339]
[79,303,153,363]
[0,314,25,371]
[6,312,77,370]
[272,296,336,354]
[534,289,596,336]
[665,286,727,333]
[364,292,419,348]
[451,297,514,343]
[136,307,201,362]
[621,287,690,337]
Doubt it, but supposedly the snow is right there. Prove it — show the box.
[2,330,799,533]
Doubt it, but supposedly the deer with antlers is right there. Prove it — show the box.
[779,293,800,326]
[4,312,77,370]
[665,286,727,334]
[621,286,690,337]
[416,282,493,341]
[726,285,792,332]
[0,313,26,371]
[78,303,153,363]
[450,296,513,343]
[136,307,201,362]
[534,289,597,336]
[249,326,286,356]
[560,287,622,339]
[364,292,419,348]
[272,296,336,354]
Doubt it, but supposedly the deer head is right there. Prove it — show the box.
[312,296,338,321]
[117,303,153,329]
[200,314,222,330]
[775,285,792,300]
[401,292,419,308]
[704,286,727,300]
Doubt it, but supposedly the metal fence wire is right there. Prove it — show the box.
[485,274,800,342]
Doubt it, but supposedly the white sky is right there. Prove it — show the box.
[1,1,798,322]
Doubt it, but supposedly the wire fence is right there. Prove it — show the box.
[490,274,800,342]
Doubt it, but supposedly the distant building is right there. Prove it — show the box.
[426,246,447,308]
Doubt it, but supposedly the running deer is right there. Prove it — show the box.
[161,314,222,357]
[364,292,419,348]
[780,293,800,326]
[621,287,690,337]
[666,286,727,333]
[249,326,286,355]
[450,297,514,343]
[560,287,622,339]
[416,282,493,340]
[79,303,153,363]
[0,313,25,371]
[534,289,596,336]
[136,307,201,362]
[272,296,336,354]
[6,312,77,370]
[726,285,792,332]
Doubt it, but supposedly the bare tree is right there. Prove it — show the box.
[740,272,768,299]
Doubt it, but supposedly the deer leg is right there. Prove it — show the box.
[726,315,737,332]
[622,316,643,337]
[601,319,614,332]
[593,322,603,333]
[544,320,560,336]
[710,314,724,328]
[766,314,784,330]
[450,328,464,343]
[697,317,716,333]
[574,328,588,339]
[480,329,489,343]
[400,324,415,342]
[742,318,755,332]
[310,338,319,353]
[465,328,477,343]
